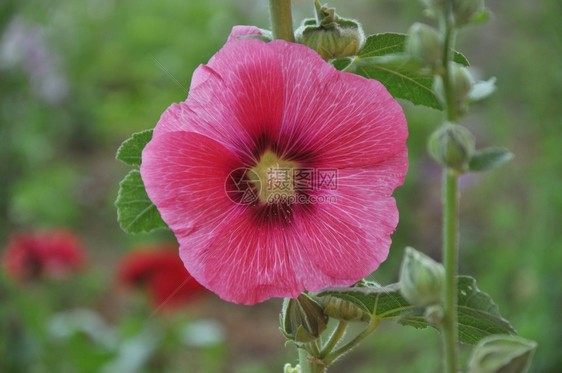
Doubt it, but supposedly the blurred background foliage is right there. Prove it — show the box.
[0,0,560,372]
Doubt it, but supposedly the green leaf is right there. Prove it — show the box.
[359,33,408,58]
[352,54,443,110]
[115,170,168,234]
[455,276,517,344]
[453,50,470,66]
[469,148,513,172]
[467,335,537,373]
[116,129,153,167]
[331,57,353,71]
[347,33,470,109]
[317,276,516,344]
[359,33,469,66]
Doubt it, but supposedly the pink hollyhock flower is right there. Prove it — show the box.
[140,27,408,305]
[117,243,207,309]
[1,229,86,281]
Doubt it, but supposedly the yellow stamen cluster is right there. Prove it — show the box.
[250,150,297,204]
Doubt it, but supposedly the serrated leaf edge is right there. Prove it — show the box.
[115,170,167,234]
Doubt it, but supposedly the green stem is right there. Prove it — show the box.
[268,0,295,42]
[324,317,381,366]
[299,349,311,373]
[440,3,460,373]
[299,348,326,373]
[442,169,459,373]
[320,321,349,357]
[441,5,458,123]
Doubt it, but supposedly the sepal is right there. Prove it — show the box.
[280,293,328,343]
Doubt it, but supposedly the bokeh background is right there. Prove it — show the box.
[1,0,560,372]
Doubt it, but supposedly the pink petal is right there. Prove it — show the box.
[296,150,408,283]
[172,150,407,304]
[154,39,286,164]
[268,41,408,168]
[141,131,241,233]
[177,207,301,305]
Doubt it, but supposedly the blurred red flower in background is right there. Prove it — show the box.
[117,243,207,310]
[1,229,86,281]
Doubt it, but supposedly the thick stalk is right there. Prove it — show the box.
[299,349,326,373]
[268,0,295,42]
[442,169,459,373]
[440,3,460,372]
[299,349,311,373]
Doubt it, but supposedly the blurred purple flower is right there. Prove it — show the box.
[0,17,68,105]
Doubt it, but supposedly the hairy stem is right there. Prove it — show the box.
[320,321,349,357]
[324,317,381,366]
[268,0,295,42]
[299,349,311,373]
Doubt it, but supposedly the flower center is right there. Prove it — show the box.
[250,150,297,204]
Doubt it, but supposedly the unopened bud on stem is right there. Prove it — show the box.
[280,293,328,343]
[400,247,445,307]
[296,0,365,60]
[428,122,475,173]
[406,23,443,68]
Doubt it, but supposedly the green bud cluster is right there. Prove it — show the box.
[399,247,445,308]
[428,122,475,173]
[295,0,365,60]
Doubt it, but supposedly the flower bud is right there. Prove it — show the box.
[451,63,473,116]
[295,0,365,60]
[320,296,370,322]
[399,247,445,307]
[452,0,485,27]
[428,122,475,172]
[433,64,473,117]
[406,23,443,67]
[280,293,328,343]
